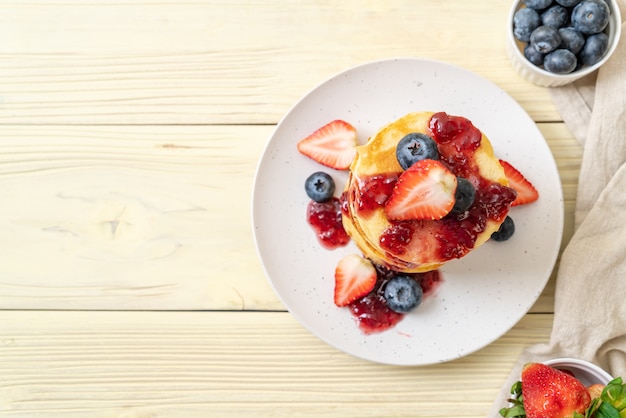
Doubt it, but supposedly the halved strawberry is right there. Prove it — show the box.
[500,160,539,206]
[521,363,591,418]
[334,254,377,307]
[384,159,457,221]
[297,120,357,170]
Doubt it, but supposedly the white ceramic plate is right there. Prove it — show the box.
[252,58,563,366]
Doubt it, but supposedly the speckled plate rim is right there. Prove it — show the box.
[252,57,564,366]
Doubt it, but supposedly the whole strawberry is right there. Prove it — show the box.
[521,363,591,418]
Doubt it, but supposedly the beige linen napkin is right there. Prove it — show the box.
[490,3,626,415]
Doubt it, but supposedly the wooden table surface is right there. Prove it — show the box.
[0,1,583,416]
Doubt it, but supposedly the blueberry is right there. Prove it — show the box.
[383,276,423,313]
[556,0,582,6]
[541,5,570,28]
[544,49,578,73]
[571,0,610,34]
[523,0,554,9]
[304,171,335,202]
[451,177,476,214]
[559,27,586,54]
[395,133,440,170]
[578,32,609,66]
[524,43,546,65]
[530,25,562,53]
[491,216,516,242]
[514,8,541,42]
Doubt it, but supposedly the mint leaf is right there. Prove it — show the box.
[597,401,621,418]
[499,404,526,417]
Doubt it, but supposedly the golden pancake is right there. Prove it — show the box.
[342,111,516,273]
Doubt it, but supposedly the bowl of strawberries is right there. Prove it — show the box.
[500,358,625,418]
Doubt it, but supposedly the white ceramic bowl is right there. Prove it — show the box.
[506,0,622,87]
[544,357,614,386]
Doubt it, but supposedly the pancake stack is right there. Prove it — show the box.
[342,111,515,273]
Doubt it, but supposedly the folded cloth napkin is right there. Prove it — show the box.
[490,3,626,415]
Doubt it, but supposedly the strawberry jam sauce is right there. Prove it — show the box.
[353,174,398,217]
[306,198,350,249]
[350,267,443,334]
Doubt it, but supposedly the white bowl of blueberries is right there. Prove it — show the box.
[507,0,622,87]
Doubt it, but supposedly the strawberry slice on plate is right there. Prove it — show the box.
[297,120,357,170]
[334,254,377,307]
[384,159,457,221]
[500,160,539,206]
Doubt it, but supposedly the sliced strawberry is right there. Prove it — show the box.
[334,254,377,307]
[500,160,539,206]
[297,120,357,170]
[521,363,591,418]
[384,159,457,221]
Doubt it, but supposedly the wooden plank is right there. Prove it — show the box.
[0,123,580,311]
[0,124,279,310]
[0,310,553,417]
[0,0,557,125]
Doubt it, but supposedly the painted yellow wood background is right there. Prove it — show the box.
[0,1,584,416]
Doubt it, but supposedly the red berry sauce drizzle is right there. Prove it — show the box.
[306,198,350,249]
[304,112,516,334]
[350,267,443,334]
[428,112,516,258]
